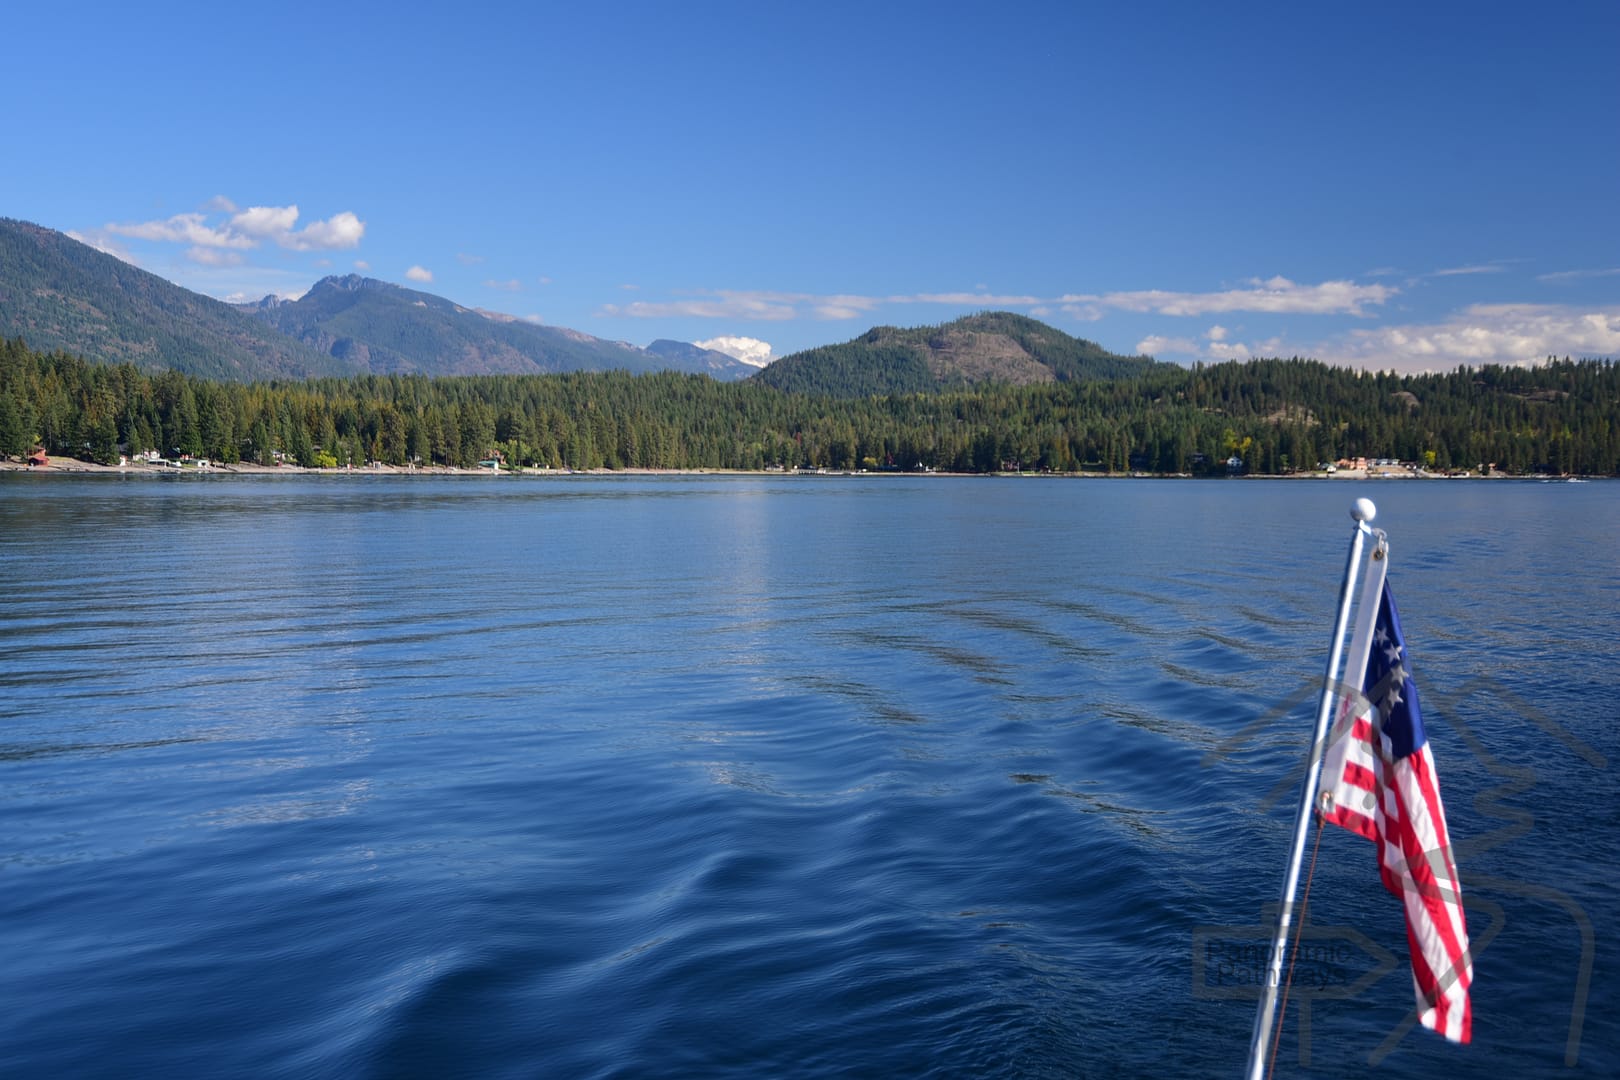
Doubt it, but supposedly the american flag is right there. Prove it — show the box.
[1318,577,1473,1043]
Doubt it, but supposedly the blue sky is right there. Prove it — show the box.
[7,1,1617,372]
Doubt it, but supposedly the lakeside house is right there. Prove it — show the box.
[27,447,48,467]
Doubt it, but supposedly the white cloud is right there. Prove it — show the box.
[285,210,364,250]
[106,212,254,249]
[1135,335,1200,356]
[694,335,773,367]
[1060,301,1106,321]
[457,252,485,265]
[601,292,796,321]
[406,265,433,283]
[612,298,790,320]
[1200,325,1259,360]
[484,278,523,291]
[598,276,1395,326]
[186,246,245,267]
[1538,267,1620,282]
[814,294,883,319]
[602,289,882,322]
[101,202,364,254]
[354,260,371,271]
[1320,304,1620,371]
[1142,306,1619,372]
[1432,263,1507,277]
[231,204,300,238]
[901,291,1044,307]
[1065,277,1396,317]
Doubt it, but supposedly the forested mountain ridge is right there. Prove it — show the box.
[238,275,759,381]
[4,335,1614,476]
[4,221,1615,476]
[752,311,1159,395]
[0,217,347,381]
[0,219,756,382]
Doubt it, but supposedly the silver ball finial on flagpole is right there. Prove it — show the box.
[1351,497,1377,523]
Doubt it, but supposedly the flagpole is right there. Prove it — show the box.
[1244,498,1377,1079]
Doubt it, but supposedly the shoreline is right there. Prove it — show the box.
[0,459,1557,480]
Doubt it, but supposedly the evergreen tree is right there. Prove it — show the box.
[0,391,33,457]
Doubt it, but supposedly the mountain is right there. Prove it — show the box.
[0,219,758,383]
[644,338,758,378]
[752,311,1158,396]
[0,217,347,380]
[239,275,759,380]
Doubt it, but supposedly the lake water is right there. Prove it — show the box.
[1,474,1615,1078]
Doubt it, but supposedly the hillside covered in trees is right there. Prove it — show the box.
[3,336,1615,475]
[753,312,1159,396]
[0,219,754,382]
[0,218,344,381]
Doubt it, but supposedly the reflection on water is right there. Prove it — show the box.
[0,474,1616,1077]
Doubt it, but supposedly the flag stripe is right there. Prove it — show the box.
[1387,747,1472,1041]
[1321,705,1381,836]
[1315,566,1472,1044]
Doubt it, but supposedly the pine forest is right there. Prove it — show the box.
[2,337,1615,476]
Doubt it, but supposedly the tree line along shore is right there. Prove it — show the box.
[2,336,1615,477]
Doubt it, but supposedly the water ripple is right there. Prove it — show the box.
[0,475,1615,1077]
